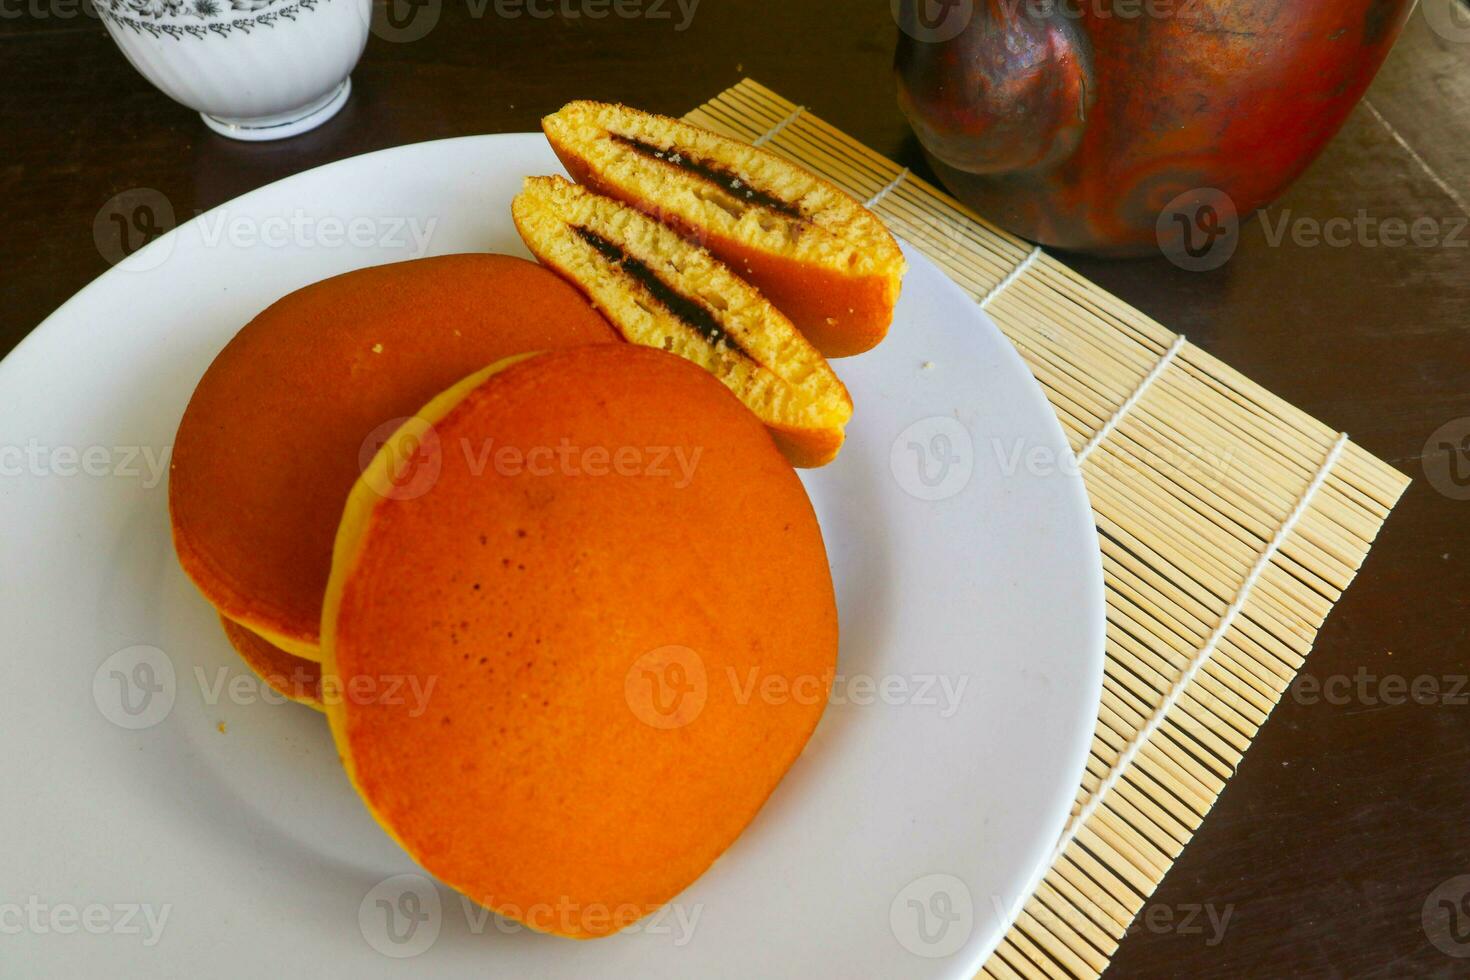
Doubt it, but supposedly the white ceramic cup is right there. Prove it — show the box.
[96,0,371,141]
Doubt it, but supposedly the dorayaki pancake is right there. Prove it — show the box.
[323,344,838,939]
[543,101,907,357]
[513,176,853,468]
[219,615,324,710]
[169,254,617,660]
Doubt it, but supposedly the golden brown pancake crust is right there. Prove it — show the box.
[219,615,324,710]
[169,254,617,657]
[324,345,838,938]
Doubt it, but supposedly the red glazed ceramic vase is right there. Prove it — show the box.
[894,0,1416,255]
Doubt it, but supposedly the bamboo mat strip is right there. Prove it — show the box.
[688,80,1410,978]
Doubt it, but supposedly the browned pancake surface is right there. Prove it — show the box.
[170,254,617,655]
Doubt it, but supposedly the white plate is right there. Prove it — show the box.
[0,134,1103,979]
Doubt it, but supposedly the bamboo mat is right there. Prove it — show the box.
[686,79,1410,978]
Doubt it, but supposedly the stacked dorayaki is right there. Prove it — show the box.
[168,103,904,940]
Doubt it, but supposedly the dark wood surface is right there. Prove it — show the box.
[4,2,1468,976]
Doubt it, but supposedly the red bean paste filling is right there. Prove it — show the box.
[573,226,754,361]
[610,133,806,220]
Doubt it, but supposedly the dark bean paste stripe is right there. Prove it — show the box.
[609,133,805,220]
[572,226,753,360]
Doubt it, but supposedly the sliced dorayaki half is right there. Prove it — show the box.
[512,176,853,468]
[543,100,907,357]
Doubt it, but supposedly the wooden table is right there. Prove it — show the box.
[5,2,1468,976]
